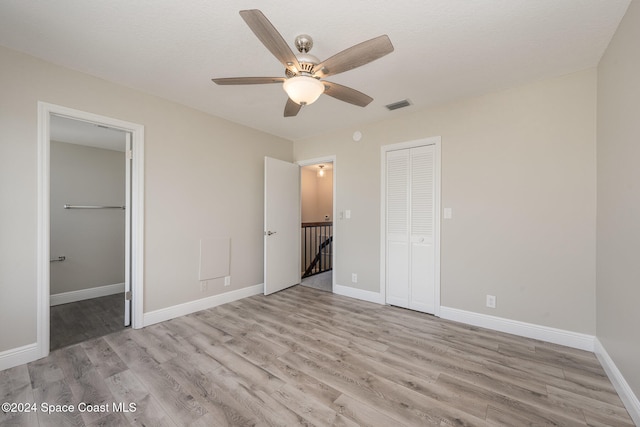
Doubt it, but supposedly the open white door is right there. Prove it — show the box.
[264,157,300,295]
[124,132,132,326]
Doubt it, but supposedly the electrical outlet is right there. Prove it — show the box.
[352,273,358,283]
[200,281,208,292]
[224,276,231,286]
[486,294,496,308]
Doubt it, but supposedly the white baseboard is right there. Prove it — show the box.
[594,338,640,425]
[328,290,595,353]
[439,306,595,352]
[143,283,263,327]
[0,343,39,372]
[50,282,125,306]
[333,283,385,305]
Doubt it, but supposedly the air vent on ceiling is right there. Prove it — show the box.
[385,99,412,111]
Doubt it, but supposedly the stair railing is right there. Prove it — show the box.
[301,222,333,278]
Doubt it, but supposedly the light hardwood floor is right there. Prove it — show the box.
[1,285,634,426]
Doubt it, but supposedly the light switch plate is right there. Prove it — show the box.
[444,208,452,219]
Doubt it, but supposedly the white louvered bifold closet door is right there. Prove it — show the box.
[386,145,436,313]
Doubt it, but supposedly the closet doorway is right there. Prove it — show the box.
[49,116,129,350]
[37,103,145,358]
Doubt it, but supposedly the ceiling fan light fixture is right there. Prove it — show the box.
[283,76,324,106]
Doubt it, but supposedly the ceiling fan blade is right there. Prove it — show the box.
[239,9,300,73]
[284,98,302,117]
[314,35,394,78]
[322,81,373,107]
[212,77,285,85]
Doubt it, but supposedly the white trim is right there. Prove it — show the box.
[380,136,442,316]
[297,155,337,292]
[50,283,125,306]
[36,103,51,362]
[333,283,385,305]
[594,338,640,425]
[0,343,40,372]
[37,102,145,364]
[130,122,145,330]
[440,306,595,351]
[143,283,264,327]
[328,289,597,353]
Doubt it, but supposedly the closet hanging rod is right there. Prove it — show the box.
[64,204,125,210]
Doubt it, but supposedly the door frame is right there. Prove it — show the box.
[297,155,337,292]
[37,102,145,359]
[380,137,441,316]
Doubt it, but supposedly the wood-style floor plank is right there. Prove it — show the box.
[1,285,634,426]
[0,365,38,426]
[103,369,177,426]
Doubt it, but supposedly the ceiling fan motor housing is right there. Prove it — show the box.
[288,35,319,76]
[286,56,318,76]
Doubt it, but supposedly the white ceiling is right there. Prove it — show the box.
[302,162,333,172]
[0,0,630,141]
[51,115,126,152]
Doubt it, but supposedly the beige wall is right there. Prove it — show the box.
[50,141,125,295]
[317,168,333,222]
[596,0,640,399]
[295,69,597,334]
[301,167,319,223]
[301,166,333,223]
[0,46,291,352]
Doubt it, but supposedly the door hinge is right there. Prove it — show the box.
[126,150,133,160]
[125,291,132,301]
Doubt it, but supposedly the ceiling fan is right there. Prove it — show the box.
[212,9,394,117]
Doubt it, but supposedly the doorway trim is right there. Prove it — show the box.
[297,155,337,292]
[380,137,441,316]
[37,102,145,359]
